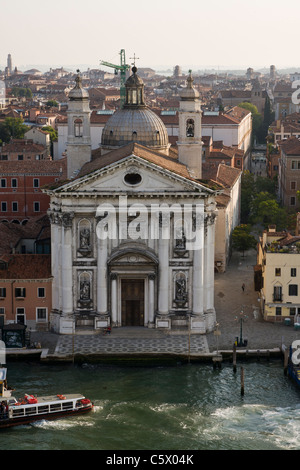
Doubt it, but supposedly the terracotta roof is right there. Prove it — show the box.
[278,136,300,155]
[78,142,194,181]
[0,157,67,176]
[0,254,51,279]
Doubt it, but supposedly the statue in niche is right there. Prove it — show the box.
[175,277,187,305]
[80,280,90,301]
[175,227,186,249]
[80,228,90,249]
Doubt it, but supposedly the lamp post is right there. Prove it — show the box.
[235,308,248,347]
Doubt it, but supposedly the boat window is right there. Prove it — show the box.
[38,405,49,414]
[12,408,25,417]
[50,403,62,412]
[25,407,37,416]
[62,401,73,410]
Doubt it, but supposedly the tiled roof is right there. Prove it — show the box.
[278,136,300,155]
[0,254,51,279]
[0,157,67,176]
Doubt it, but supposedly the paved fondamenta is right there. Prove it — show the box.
[54,333,209,356]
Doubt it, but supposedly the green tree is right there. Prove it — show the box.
[0,117,29,143]
[232,224,257,256]
[250,191,287,230]
[238,102,263,144]
[241,170,256,223]
[46,100,59,107]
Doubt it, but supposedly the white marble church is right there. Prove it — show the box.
[45,66,221,335]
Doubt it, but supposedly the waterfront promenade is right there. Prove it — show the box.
[27,248,300,362]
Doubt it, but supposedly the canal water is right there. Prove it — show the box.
[1,360,300,451]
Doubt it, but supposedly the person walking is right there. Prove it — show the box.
[242,283,245,292]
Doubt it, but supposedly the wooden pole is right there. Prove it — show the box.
[241,367,245,396]
[233,344,237,373]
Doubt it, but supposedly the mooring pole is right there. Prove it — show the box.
[241,367,245,396]
[233,343,237,373]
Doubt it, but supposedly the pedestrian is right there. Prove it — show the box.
[242,283,245,292]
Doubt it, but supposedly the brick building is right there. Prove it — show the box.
[0,254,52,330]
[0,158,67,224]
[0,139,49,161]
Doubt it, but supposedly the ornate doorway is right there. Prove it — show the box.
[121,279,144,326]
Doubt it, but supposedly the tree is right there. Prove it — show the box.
[250,191,287,230]
[232,224,257,256]
[238,102,263,144]
[46,100,59,108]
[0,117,29,143]
[241,170,255,223]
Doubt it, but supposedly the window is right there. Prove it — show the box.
[34,202,40,212]
[74,119,83,137]
[36,308,47,322]
[290,307,296,316]
[15,287,26,298]
[275,268,281,276]
[12,202,18,212]
[0,155,8,161]
[291,197,296,206]
[291,160,300,169]
[1,179,6,188]
[291,268,297,277]
[38,287,45,298]
[289,284,298,296]
[1,202,7,212]
[186,119,195,137]
[33,179,39,188]
[276,307,282,316]
[291,181,297,190]
[18,155,23,161]
[16,308,25,324]
[0,288,6,298]
[11,178,17,188]
[273,286,282,301]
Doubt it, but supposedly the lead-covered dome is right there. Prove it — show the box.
[101,67,169,153]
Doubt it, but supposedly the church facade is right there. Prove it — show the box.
[46,68,220,334]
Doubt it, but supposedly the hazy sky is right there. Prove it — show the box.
[2,0,299,71]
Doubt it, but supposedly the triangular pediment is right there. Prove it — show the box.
[48,144,217,196]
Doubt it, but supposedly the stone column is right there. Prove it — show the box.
[97,236,108,315]
[61,212,74,315]
[111,273,118,326]
[148,274,156,325]
[204,213,216,312]
[158,217,169,316]
[192,211,204,315]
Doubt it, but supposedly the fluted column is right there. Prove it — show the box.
[148,274,155,325]
[111,273,118,325]
[192,210,204,315]
[61,213,74,315]
[158,217,169,315]
[97,236,108,315]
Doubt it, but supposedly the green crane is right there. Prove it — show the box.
[100,49,130,108]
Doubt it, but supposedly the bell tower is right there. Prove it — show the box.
[177,71,203,179]
[66,71,91,179]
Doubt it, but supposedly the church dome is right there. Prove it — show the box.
[101,67,169,152]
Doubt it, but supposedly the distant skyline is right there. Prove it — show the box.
[2,0,300,72]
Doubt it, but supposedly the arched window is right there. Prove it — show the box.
[74,118,83,137]
[186,119,194,137]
